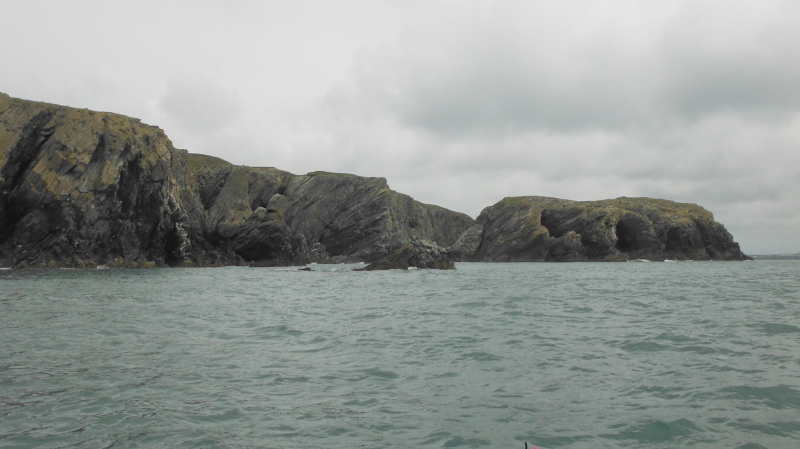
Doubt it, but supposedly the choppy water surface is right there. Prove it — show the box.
[1,261,799,448]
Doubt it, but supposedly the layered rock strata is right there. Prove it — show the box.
[189,157,473,266]
[450,196,750,262]
[0,93,473,268]
[0,93,224,268]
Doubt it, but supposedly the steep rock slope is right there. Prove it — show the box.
[451,196,749,262]
[0,92,473,267]
[0,92,235,268]
[189,157,474,264]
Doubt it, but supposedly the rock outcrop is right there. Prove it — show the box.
[188,158,474,266]
[356,237,455,271]
[451,196,750,262]
[0,93,474,268]
[0,92,233,268]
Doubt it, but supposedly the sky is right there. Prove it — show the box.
[2,0,799,255]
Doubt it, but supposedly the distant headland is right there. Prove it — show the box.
[750,253,800,260]
[0,93,749,269]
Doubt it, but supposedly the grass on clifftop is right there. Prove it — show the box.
[306,171,362,179]
[493,196,712,223]
[187,153,233,170]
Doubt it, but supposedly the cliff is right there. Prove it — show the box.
[189,156,474,265]
[0,93,219,268]
[450,196,750,262]
[0,92,750,267]
[0,93,473,268]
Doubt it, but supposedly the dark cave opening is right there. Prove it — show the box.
[615,218,638,253]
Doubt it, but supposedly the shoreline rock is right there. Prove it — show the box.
[450,196,750,262]
[355,237,456,271]
[0,93,751,268]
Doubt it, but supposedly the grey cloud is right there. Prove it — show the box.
[658,2,800,119]
[346,1,800,135]
[158,72,242,133]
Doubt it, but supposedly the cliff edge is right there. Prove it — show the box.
[0,92,221,268]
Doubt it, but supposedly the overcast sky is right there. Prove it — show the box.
[2,0,799,254]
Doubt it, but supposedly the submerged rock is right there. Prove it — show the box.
[451,196,750,262]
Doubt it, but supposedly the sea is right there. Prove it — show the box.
[1,261,798,449]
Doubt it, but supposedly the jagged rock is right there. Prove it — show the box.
[356,237,456,271]
[190,162,474,265]
[0,92,235,268]
[546,231,586,262]
[448,223,484,260]
[0,93,474,268]
[453,196,750,262]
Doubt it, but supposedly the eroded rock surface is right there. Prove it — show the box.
[190,160,474,265]
[0,93,750,268]
[0,92,235,268]
[451,196,750,262]
[0,93,474,268]
[356,237,455,271]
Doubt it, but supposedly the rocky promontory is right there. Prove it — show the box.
[0,93,750,268]
[0,93,472,268]
[450,196,750,262]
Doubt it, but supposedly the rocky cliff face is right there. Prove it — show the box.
[0,92,226,268]
[0,93,750,267]
[190,157,474,265]
[0,93,473,268]
[451,196,750,262]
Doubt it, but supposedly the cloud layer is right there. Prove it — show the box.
[1,0,798,253]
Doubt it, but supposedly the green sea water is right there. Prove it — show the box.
[1,261,798,448]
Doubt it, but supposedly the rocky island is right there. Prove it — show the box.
[0,92,748,269]
[450,196,749,262]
